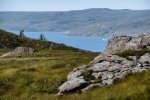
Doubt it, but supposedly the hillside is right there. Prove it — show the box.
[0,30,98,99]
[0,29,79,51]
[0,8,150,36]
[67,17,150,37]
[0,47,98,100]
[1,33,150,100]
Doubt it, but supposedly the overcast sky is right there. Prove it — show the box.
[0,0,150,11]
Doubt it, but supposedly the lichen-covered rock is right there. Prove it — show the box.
[13,47,34,54]
[105,36,132,54]
[105,34,150,54]
[67,65,87,80]
[67,70,84,80]
[0,47,34,58]
[81,83,103,92]
[58,77,87,94]
[141,34,150,46]
[139,53,150,64]
[58,34,150,94]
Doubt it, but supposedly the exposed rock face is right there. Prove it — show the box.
[0,47,34,58]
[104,34,150,54]
[13,47,34,54]
[58,77,87,94]
[58,34,150,94]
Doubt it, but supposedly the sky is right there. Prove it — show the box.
[0,0,150,11]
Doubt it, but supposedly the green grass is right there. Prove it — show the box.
[1,48,150,100]
[0,49,11,56]
[115,47,149,58]
[0,49,98,99]
[0,29,80,51]
[59,71,150,100]
[2,69,150,100]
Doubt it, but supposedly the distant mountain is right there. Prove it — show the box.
[0,8,150,36]
[67,17,150,37]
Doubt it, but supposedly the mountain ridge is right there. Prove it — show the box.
[0,8,150,36]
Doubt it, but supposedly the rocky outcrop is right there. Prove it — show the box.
[0,47,34,58]
[58,34,150,94]
[105,34,150,54]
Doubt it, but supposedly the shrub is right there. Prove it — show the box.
[81,69,95,81]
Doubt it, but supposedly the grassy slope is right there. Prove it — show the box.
[0,49,98,99]
[1,49,150,100]
[0,30,150,100]
[0,30,98,99]
[0,29,80,51]
[61,72,150,100]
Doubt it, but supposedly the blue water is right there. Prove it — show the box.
[12,31,108,52]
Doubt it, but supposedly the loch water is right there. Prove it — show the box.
[13,31,108,52]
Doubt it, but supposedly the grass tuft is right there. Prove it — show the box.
[115,47,149,58]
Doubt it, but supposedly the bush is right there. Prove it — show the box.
[81,69,95,81]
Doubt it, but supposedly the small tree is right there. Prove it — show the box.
[19,30,25,37]
[39,34,46,40]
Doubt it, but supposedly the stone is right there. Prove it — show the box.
[0,47,34,58]
[125,37,142,50]
[139,53,150,64]
[128,56,137,61]
[141,34,150,46]
[14,47,34,54]
[132,67,147,73]
[81,83,103,92]
[102,79,113,85]
[58,34,150,94]
[90,61,110,72]
[58,77,87,94]
[67,70,84,80]
[107,73,114,79]
[108,63,121,72]
[104,35,132,54]
[105,34,150,54]
[92,72,102,79]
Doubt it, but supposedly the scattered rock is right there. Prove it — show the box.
[0,47,34,58]
[14,47,34,54]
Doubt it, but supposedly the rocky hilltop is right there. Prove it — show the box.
[58,34,150,94]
